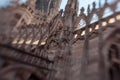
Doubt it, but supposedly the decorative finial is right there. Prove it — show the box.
[105,0,108,3]
[87,5,90,14]
[80,7,85,14]
[93,2,96,9]
[99,0,101,8]
[59,9,63,15]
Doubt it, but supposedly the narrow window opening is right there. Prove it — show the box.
[108,44,120,80]
[28,73,42,80]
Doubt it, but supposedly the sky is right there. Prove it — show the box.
[60,0,115,13]
[0,0,114,8]
[0,0,28,8]
[0,0,119,15]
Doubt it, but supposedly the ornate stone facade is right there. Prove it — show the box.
[0,0,120,80]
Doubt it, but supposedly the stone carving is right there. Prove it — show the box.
[0,0,120,80]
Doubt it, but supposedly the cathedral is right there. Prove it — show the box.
[0,0,120,80]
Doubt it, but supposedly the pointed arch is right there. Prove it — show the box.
[52,18,63,31]
[116,2,120,12]
[102,5,114,18]
[77,19,86,30]
[75,11,86,30]
[90,13,99,24]
[102,28,120,62]
[0,64,44,80]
